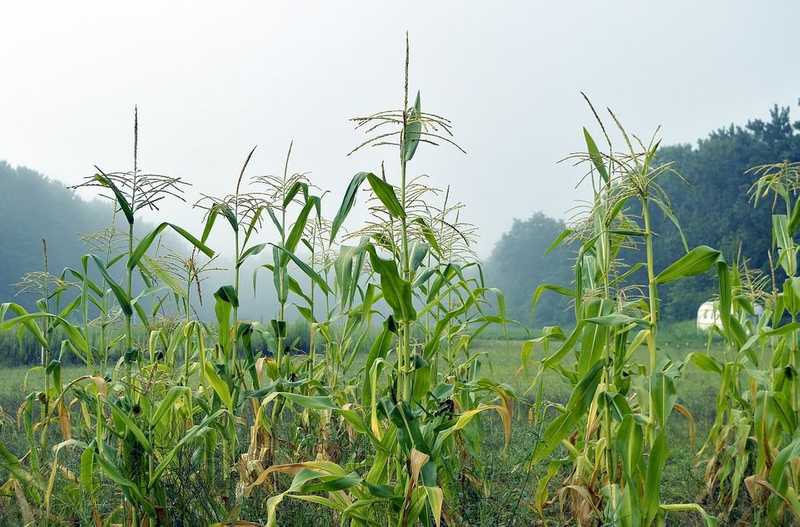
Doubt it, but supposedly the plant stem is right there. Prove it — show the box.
[642,195,660,435]
[398,33,412,402]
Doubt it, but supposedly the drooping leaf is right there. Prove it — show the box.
[366,173,405,219]
[656,245,721,284]
[129,222,214,270]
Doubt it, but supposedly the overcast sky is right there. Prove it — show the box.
[2,1,799,257]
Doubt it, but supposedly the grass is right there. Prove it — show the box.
[0,328,724,526]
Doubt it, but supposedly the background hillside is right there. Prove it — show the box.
[0,162,277,320]
[0,162,118,304]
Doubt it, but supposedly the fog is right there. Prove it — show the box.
[2,1,798,256]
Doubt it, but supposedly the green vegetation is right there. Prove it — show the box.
[0,161,280,322]
[486,102,800,324]
[0,335,724,526]
[1,37,800,527]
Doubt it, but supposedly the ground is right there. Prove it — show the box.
[0,325,726,526]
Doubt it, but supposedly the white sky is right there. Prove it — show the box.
[2,1,799,257]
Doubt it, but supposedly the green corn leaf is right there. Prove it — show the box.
[90,255,132,316]
[685,352,723,375]
[366,173,405,219]
[108,402,152,452]
[149,409,225,489]
[656,245,721,284]
[132,301,151,332]
[151,386,190,426]
[285,198,318,253]
[288,276,313,306]
[366,244,416,322]
[204,362,233,411]
[271,244,331,295]
[280,393,338,411]
[129,222,214,270]
[0,303,48,348]
[789,201,800,235]
[266,205,284,238]
[616,415,643,483]
[95,451,153,514]
[330,172,371,242]
[216,202,239,233]
[542,321,583,369]
[651,196,689,252]
[79,443,95,496]
[652,372,678,430]
[404,91,422,162]
[0,441,43,490]
[532,361,603,463]
[773,214,792,250]
[413,217,442,256]
[410,243,429,272]
[237,243,267,269]
[585,313,647,327]
[214,285,239,307]
[200,205,219,243]
[644,432,668,524]
[283,181,309,208]
[94,171,134,225]
[583,127,609,184]
[545,228,573,255]
[532,283,575,313]
[243,206,265,247]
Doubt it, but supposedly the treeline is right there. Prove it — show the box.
[486,102,800,325]
[0,162,118,304]
[646,104,800,319]
[484,212,574,327]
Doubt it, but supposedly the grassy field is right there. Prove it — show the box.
[0,326,726,526]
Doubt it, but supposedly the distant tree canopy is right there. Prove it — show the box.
[486,102,800,326]
[485,212,573,327]
[647,103,800,319]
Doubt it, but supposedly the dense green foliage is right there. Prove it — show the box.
[0,41,518,527]
[647,104,800,319]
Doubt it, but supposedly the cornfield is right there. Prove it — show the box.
[0,36,799,527]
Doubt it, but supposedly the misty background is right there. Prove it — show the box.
[2,1,800,326]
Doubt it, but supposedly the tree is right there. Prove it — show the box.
[645,103,800,319]
[485,212,574,327]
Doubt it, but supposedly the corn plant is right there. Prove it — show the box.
[690,161,800,525]
[249,142,321,375]
[244,35,512,527]
[529,100,719,526]
[0,109,223,526]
